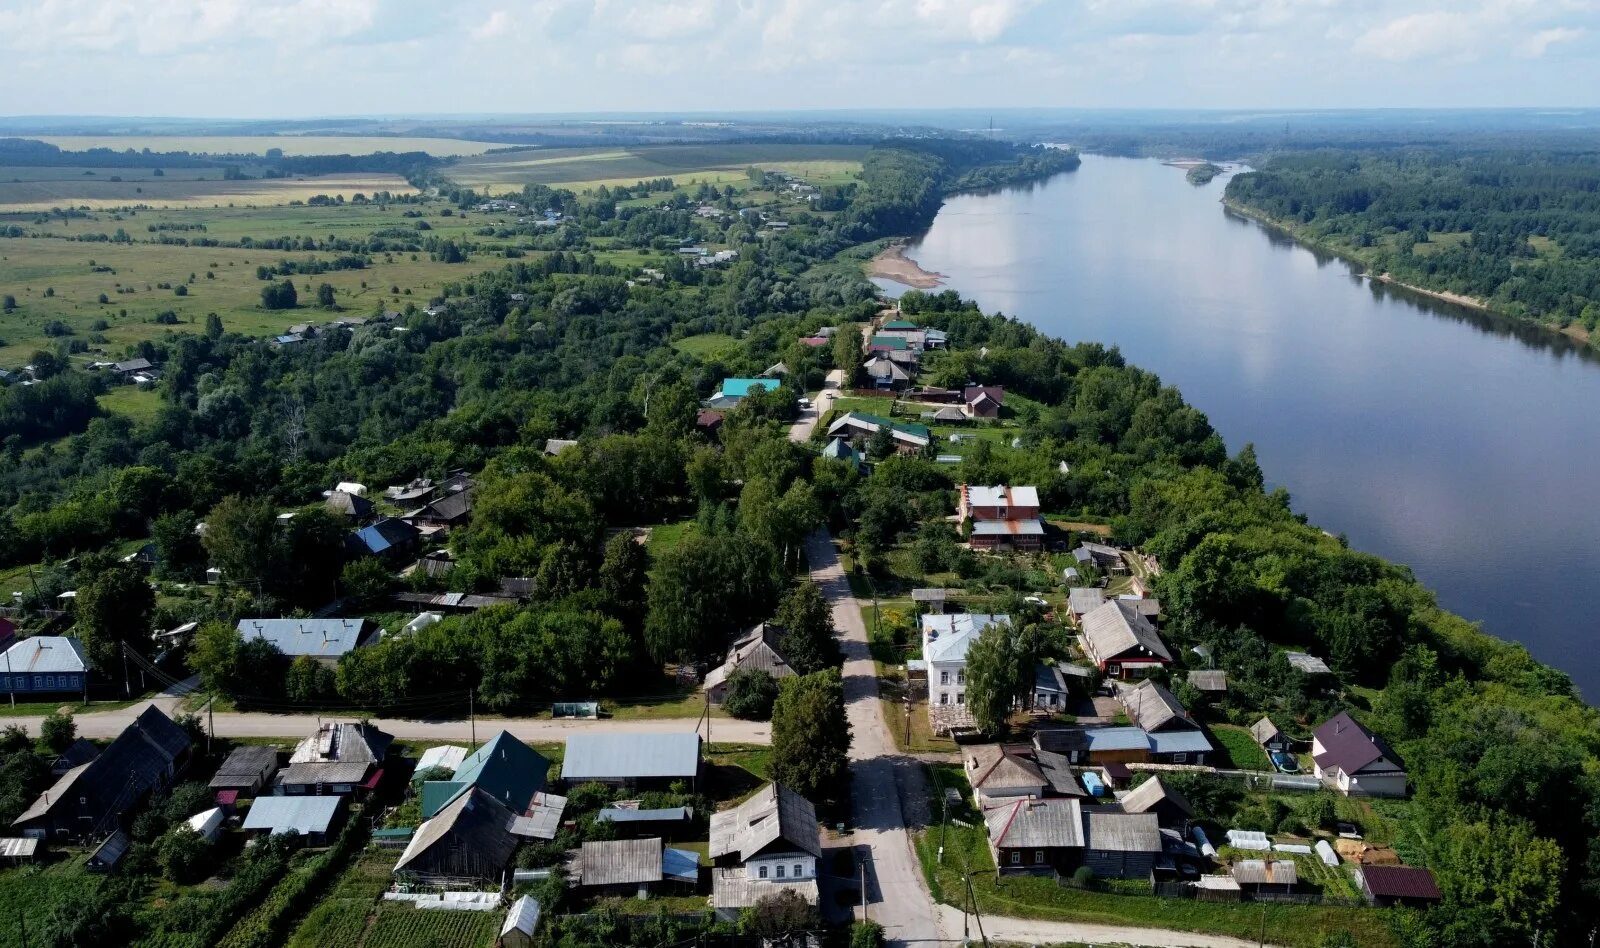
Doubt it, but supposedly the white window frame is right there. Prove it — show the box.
[1172,753,1188,763]
[940,671,949,685]
[794,863,803,878]
[1009,852,1020,865]
[758,865,768,879]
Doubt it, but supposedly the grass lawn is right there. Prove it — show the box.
[1210,723,1272,770]
[645,519,696,558]
[96,384,164,423]
[671,332,741,360]
[0,173,417,212]
[358,902,499,948]
[916,816,1401,948]
[0,854,103,946]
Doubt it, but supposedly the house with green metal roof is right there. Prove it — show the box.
[868,335,909,351]
[881,319,919,331]
[420,731,550,818]
[826,412,931,453]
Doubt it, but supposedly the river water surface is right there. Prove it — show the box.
[879,155,1600,698]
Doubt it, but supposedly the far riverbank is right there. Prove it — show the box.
[867,240,945,289]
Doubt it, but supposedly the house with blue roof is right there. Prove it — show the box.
[420,731,550,818]
[236,618,375,662]
[0,636,89,696]
[714,378,777,401]
[349,516,420,559]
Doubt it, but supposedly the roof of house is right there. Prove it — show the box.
[15,706,188,830]
[1033,661,1068,696]
[711,867,820,909]
[242,793,345,836]
[708,783,821,861]
[1084,811,1162,853]
[324,490,374,518]
[114,358,154,372]
[580,837,664,886]
[704,623,796,692]
[421,730,549,818]
[1360,865,1441,900]
[597,805,694,824]
[868,335,909,350]
[288,721,391,766]
[396,787,517,879]
[89,830,130,867]
[1119,777,1194,818]
[1233,859,1298,886]
[984,798,1084,849]
[1032,749,1087,797]
[921,613,1012,663]
[719,378,776,399]
[971,520,1045,536]
[964,485,1040,510]
[964,385,1004,404]
[1187,670,1228,692]
[208,745,279,787]
[1034,726,1152,755]
[1068,587,1107,615]
[1285,651,1333,675]
[51,738,100,774]
[506,791,568,840]
[1080,601,1172,664]
[821,437,862,463]
[923,406,966,421]
[1312,713,1405,776]
[964,745,1047,793]
[501,895,541,939]
[1148,730,1213,755]
[351,517,418,555]
[237,618,371,659]
[561,732,700,781]
[881,319,920,330]
[417,488,474,522]
[1120,679,1195,733]
[827,412,931,446]
[1,635,88,674]
[1250,717,1283,745]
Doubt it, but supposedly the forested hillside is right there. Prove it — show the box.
[1225,150,1600,335]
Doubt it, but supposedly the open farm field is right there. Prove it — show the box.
[0,172,416,211]
[14,200,506,245]
[0,236,504,366]
[30,134,516,157]
[448,142,867,193]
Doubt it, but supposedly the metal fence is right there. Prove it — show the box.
[1081,878,1369,909]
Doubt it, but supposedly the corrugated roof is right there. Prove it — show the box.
[243,795,344,835]
[1,636,88,674]
[1232,859,1298,886]
[1312,712,1404,777]
[279,761,372,786]
[15,706,188,831]
[1080,600,1172,664]
[1085,811,1161,853]
[711,867,820,909]
[580,837,664,886]
[984,798,1084,848]
[971,520,1044,536]
[708,783,820,861]
[1032,749,1087,797]
[1147,730,1213,755]
[209,745,278,788]
[289,722,390,765]
[1120,679,1193,733]
[1284,652,1332,675]
[663,847,700,883]
[1361,865,1440,900]
[0,837,38,858]
[424,731,548,818]
[561,732,700,781]
[719,378,776,399]
[598,806,694,824]
[1187,670,1227,692]
[1068,587,1106,616]
[1119,777,1193,818]
[237,619,372,659]
[921,613,1012,663]
[396,787,517,881]
[416,745,468,776]
[705,624,796,691]
[89,830,129,867]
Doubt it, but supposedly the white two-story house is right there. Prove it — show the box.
[921,613,1014,707]
[708,783,821,919]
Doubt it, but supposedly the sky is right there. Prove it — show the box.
[1,0,1598,117]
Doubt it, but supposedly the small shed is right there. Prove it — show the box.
[500,895,541,948]
[910,588,947,612]
[1250,717,1288,752]
[1356,865,1442,909]
[1231,859,1298,893]
[1284,652,1333,676]
[186,807,225,843]
[0,837,38,865]
[1186,670,1227,694]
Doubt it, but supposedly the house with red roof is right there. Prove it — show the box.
[1311,712,1407,797]
[1355,865,1442,909]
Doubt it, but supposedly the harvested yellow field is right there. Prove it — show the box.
[31,135,515,157]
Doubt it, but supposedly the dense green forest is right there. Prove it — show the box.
[1225,149,1600,334]
[1,130,1596,945]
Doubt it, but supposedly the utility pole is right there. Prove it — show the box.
[1258,901,1267,948]
[965,873,990,948]
[469,690,476,746]
[859,861,867,919]
[206,694,215,757]
[5,646,14,710]
[122,645,131,698]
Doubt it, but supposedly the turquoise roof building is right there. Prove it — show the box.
[420,731,550,818]
[717,378,777,399]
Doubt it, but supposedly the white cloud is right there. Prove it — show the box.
[471,9,513,40]
[1517,25,1585,57]
[1352,11,1478,62]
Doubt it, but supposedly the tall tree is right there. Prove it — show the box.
[963,620,1021,736]
[74,562,156,670]
[774,580,841,675]
[770,669,851,805]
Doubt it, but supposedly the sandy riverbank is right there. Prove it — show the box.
[867,241,945,289]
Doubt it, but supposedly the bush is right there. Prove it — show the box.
[261,279,297,310]
[40,710,75,752]
[723,668,779,720]
[158,825,213,883]
[851,920,886,948]
[1072,865,1096,887]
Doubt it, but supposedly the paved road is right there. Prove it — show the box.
[935,904,1282,948]
[804,530,944,948]
[788,368,843,444]
[1,698,770,745]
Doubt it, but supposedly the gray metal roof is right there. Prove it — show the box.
[1232,859,1298,886]
[598,806,694,824]
[237,618,371,659]
[580,837,663,886]
[1284,651,1332,675]
[1080,600,1172,664]
[501,896,541,939]
[209,745,279,788]
[1187,669,1227,692]
[1067,587,1106,616]
[1085,811,1161,853]
[1119,777,1194,818]
[711,867,820,909]
[1120,679,1193,733]
[708,783,821,861]
[561,732,700,781]
[243,795,344,835]
[984,798,1084,848]
[289,722,391,765]
[507,792,568,840]
[1,636,88,674]
[278,761,372,786]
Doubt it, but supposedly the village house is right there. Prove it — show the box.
[596,804,696,840]
[208,744,280,799]
[709,783,821,918]
[826,412,932,454]
[863,356,911,389]
[1117,776,1194,829]
[707,377,777,409]
[1034,722,1211,766]
[323,489,374,519]
[1083,809,1163,879]
[1072,542,1128,573]
[275,721,391,796]
[876,319,927,350]
[1251,717,1290,753]
[985,797,1084,876]
[958,484,1045,551]
[703,623,797,703]
[920,613,1013,708]
[419,731,550,819]
[348,516,420,559]
[561,732,701,790]
[1067,587,1107,623]
[1311,712,1407,797]
[13,706,189,840]
[0,635,89,697]
[963,744,1085,808]
[1078,600,1173,680]
[236,617,376,663]
[404,486,474,531]
[1232,859,1299,895]
[963,385,1004,419]
[395,788,518,885]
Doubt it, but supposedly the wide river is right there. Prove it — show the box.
[878,154,1600,699]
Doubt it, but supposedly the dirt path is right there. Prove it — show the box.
[935,904,1283,948]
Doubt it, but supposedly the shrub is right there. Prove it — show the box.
[723,668,779,720]
[1072,865,1096,886]
[40,710,75,752]
[158,825,213,883]
[851,920,886,948]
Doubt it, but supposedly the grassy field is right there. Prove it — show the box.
[0,173,416,211]
[0,235,504,366]
[671,332,741,359]
[0,854,102,947]
[1210,723,1272,770]
[97,384,164,422]
[447,143,867,194]
[30,135,516,157]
